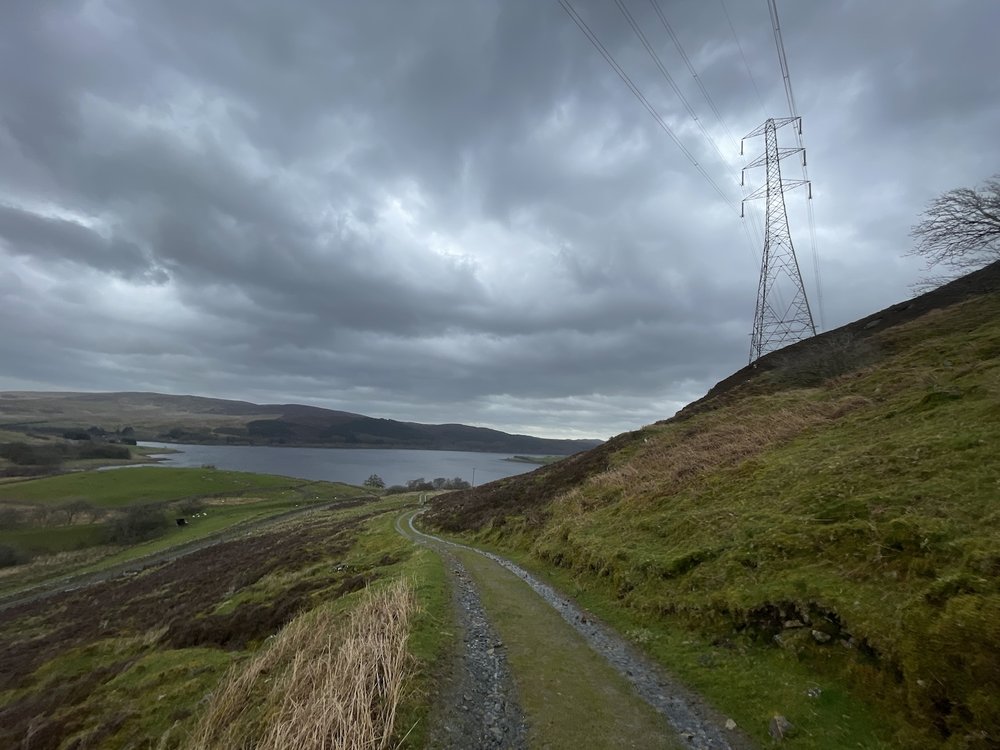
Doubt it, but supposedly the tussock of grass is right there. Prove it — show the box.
[185,580,415,750]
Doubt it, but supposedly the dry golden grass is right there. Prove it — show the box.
[184,579,415,750]
[575,395,870,508]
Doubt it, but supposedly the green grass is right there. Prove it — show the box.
[1,497,444,749]
[0,524,106,555]
[339,510,453,748]
[0,466,298,507]
[431,292,1000,749]
[13,638,236,749]
[79,499,309,570]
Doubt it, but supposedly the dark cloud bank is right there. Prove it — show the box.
[1,0,998,438]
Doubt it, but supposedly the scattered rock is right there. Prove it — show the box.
[725,718,737,730]
[811,629,832,643]
[805,686,822,699]
[783,619,804,629]
[769,714,795,741]
[419,547,526,748]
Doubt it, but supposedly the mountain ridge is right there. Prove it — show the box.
[0,391,602,455]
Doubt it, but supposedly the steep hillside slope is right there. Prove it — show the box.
[0,392,600,454]
[425,261,1000,748]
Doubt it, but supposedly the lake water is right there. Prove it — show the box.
[137,442,539,487]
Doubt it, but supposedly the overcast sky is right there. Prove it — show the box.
[1,1,998,439]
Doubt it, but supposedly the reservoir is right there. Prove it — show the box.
[138,442,541,487]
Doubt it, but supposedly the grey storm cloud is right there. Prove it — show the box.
[1,0,998,438]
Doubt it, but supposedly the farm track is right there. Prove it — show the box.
[397,510,755,750]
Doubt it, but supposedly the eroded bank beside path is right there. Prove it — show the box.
[397,510,753,750]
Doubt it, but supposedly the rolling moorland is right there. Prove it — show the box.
[1,262,997,749]
[0,392,601,455]
[424,260,1000,748]
[0,482,449,749]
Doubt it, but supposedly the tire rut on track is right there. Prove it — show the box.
[395,513,527,749]
[398,511,755,750]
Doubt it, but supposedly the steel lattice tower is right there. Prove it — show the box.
[741,116,816,363]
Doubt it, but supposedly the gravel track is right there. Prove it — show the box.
[400,511,754,750]
[394,513,527,749]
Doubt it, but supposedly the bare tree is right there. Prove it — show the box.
[910,175,1000,272]
[62,499,96,524]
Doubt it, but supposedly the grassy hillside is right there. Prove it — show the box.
[425,262,1000,749]
[0,495,449,749]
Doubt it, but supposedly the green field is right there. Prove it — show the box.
[0,467,373,595]
[0,466,300,507]
[0,524,107,555]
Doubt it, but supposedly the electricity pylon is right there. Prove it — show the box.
[741,116,816,363]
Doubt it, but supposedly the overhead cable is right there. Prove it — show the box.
[557,0,739,214]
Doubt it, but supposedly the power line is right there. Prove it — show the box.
[613,0,730,169]
[719,0,767,121]
[557,0,739,213]
[640,0,769,259]
[610,0,767,270]
[767,0,797,118]
[647,0,738,150]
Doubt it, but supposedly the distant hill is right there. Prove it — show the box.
[424,261,1000,746]
[0,391,601,455]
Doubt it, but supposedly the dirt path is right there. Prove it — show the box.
[397,511,754,750]
[395,513,527,749]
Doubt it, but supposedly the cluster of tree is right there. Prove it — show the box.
[363,473,385,488]
[384,477,471,494]
[103,505,170,545]
[0,544,27,569]
[0,504,170,569]
[362,473,472,493]
[0,441,131,473]
[63,426,137,445]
